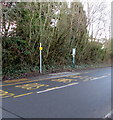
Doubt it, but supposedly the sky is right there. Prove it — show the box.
[84,0,112,14]
[66,0,112,40]
[79,0,112,40]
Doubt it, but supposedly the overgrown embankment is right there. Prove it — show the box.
[1,2,112,80]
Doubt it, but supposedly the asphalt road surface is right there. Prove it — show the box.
[0,67,112,119]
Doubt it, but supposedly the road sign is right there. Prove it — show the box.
[72,48,76,55]
[39,47,43,51]
[72,48,76,68]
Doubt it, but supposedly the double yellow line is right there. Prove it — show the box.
[1,71,91,87]
[1,78,49,87]
[1,75,78,87]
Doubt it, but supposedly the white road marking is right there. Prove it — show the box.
[37,82,79,94]
[103,110,113,118]
[91,74,111,81]
[36,74,111,94]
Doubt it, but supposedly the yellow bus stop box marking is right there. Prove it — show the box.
[0,90,15,98]
[15,83,49,90]
[52,78,77,83]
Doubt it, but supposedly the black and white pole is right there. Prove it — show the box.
[39,43,43,73]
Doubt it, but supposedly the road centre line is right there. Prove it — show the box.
[82,74,111,82]
[91,74,111,81]
[37,82,79,94]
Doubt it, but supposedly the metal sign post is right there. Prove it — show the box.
[72,48,76,68]
[39,43,43,73]
[72,55,75,64]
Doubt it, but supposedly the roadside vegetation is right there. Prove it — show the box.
[1,2,112,79]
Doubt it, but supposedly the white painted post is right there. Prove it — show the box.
[72,48,76,67]
[40,43,42,73]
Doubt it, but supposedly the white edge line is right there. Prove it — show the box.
[37,82,79,94]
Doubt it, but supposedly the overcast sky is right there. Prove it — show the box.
[79,0,112,40]
[82,0,112,12]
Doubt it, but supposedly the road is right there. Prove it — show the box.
[0,67,112,119]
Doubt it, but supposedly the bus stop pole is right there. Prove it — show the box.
[72,48,76,68]
[40,43,42,73]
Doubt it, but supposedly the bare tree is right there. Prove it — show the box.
[82,0,110,42]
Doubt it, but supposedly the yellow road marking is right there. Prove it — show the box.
[0,90,8,94]
[1,76,71,87]
[14,92,33,98]
[1,77,77,87]
[1,71,92,87]
[1,77,66,87]
[46,87,59,90]
[1,79,40,87]
[0,90,15,98]
[52,78,77,83]
[0,95,14,98]
[4,78,28,83]
[15,83,49,90]
[67,75,80,78]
